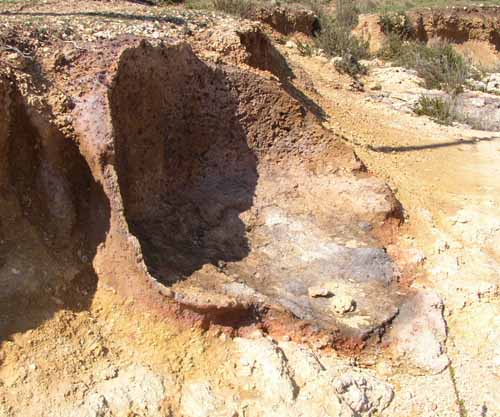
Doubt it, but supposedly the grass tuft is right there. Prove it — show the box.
[211,0,254,17]
[414,95,455,125]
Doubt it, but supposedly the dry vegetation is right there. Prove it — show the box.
[357,0,500,13]
[314,1,370,76]
[379,35,470,93]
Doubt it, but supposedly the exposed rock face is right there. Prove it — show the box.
[0,29,403,346]
[68,365,167,417]
[367,65,500,132]
[358,53,500,129]
[386,289,449,374]
[355,6,500,60]
[411,6,500,50]
[485,72,500,94]
[353,14,387,54]
[177,337,394,417]
[249,5,319,36]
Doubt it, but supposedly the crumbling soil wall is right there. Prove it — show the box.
[110,43,257,281]
[411,6,500,51]
[248,5,319,36]
[355,6,500,58]
[237,27,293,80]
[0,74,109,307]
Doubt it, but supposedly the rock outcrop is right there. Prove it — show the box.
[249,5,319,35]
[355,6,500,60]
[412,6,500,50]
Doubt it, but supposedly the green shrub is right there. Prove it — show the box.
[212,0,254,17]
[379,37,470,93]
[379,11,414,39]
[315,15,369,60]
[414,95,456,125]
[335,53,368,76]
[377,34,407,60]
[313,2,370,79]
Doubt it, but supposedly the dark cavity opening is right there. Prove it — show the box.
[110,43,258,285]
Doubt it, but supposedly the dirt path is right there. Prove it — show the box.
[284,50,500,417]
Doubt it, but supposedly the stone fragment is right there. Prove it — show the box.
[235,337,298,403]
[180,381,237,417]
[331,295,356,314]
[332,371,394,415]
[71,365,166,417]
[308,286,333,298]
[330,56,342,65]
[387,289,449,374]
[486,73,500,94]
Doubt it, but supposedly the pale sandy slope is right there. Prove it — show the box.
[284,49,500,417]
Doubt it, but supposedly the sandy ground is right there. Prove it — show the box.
[282,49,500,416]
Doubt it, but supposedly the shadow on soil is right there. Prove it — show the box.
[0,11,185,25]
[368,136,500,153]
[110,44,258,285]
[0,88,111,343]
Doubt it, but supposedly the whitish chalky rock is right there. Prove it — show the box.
[180,382,214,417]
[334,372,394,415]
[281,341,394,416]
[173,338,395,417]
[279,342,325,385]
[235,337,298,403]
[70,365,166,417]
[231,339,394,416]
[180,381,237,417]
[331,295,356,314]
[308,286,333,298]
[387,289,449,374]
[486,73,500,94]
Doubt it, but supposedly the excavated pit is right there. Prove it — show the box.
[99,41,405,340]
[356,6,500,66]
[412,6,500,51]
[1,35,408,344]
[111,46,257,283]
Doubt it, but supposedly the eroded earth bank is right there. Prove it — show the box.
[0,1,499,417]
